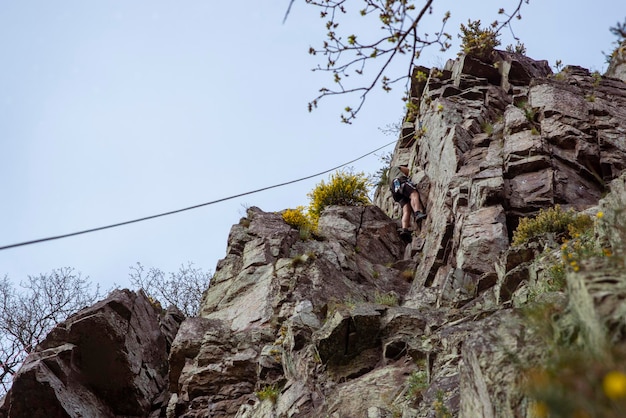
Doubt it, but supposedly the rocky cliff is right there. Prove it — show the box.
[2,51,626,418]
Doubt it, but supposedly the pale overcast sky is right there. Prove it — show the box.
[0,1,622,292]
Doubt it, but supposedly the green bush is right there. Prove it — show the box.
[406,368,428,400]
[307,170,371,222]
[560,215,605,274]
[372,152,392,188]
[256,384,279,403]
[512,205,592,247]
[521,209,626,417]
[459,19,501,62]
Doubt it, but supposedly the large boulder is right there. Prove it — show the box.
[0,289,182,418]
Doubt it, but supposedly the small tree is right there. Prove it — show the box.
[604,18,626,63]
[0,268,100,395]
[128,262,212,317]
[459,19,501,62]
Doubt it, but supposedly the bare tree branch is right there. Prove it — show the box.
[0,269,100,395]
[283,0,297,24]
[128,262,211,317]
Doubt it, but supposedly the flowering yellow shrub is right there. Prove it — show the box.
[512,205,592,247]
[307,170,370,222]
[282,206,315,239]
[282,206,310,229]
[603,371,626,400]
[526,349,626,417]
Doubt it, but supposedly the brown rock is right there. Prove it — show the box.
[1,289,180,418]
[456,206,509,276]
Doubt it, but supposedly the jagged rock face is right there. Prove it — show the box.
[163,52,626,417]
[375,51,626,309]
[167,205,416,417]
[0,290,183,418]
[199,206,407,330]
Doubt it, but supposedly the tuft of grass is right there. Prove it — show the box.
[406,369,428,400]
[481,121,494,135]
[592,71,602,87]
[290,252,317,268]
[524,107,537,122]
[433,391,452,418]
[375,291,398,306]
[401,270,414,282]
[290,254,307,268]
[515,99,527,109]
[256,385,279,403]
[515,100,537,122]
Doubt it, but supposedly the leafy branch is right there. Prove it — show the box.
[291,0,529,123]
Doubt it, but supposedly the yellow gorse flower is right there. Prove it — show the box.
[603,371,626,399]
[532,401,549,418]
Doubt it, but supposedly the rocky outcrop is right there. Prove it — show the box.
[0,289,183,418]
[3,50,626,417]
[167,205,415,417]
[375,51,626,310]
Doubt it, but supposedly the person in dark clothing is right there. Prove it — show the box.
[389,165,426,241]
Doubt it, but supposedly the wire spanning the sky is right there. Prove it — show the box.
[0,139,397,251]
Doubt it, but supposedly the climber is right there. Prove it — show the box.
[389,164,426,242]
